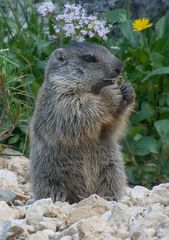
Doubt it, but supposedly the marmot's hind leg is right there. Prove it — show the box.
[96,161,126,201]
[33,179,67,202]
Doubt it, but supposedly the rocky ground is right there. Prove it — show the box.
[0,148,169,240]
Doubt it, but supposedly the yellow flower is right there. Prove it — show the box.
[132,18,153,32]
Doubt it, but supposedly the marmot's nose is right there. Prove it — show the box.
[114,60,123,75]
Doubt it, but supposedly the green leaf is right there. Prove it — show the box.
[149,141,160,154]
[141,163,157,173]
[133,134,142,141]
[141,163,157,184]
[119,20,139,48]
[127,125,146,138]
[103,9,127,23]
[143,173,156,185]
[152,37,169,54]
[36,61,46,70]
[31,81,40,96]
[134,136,159,156]
[155,10,169,38]
[128,48,149,64]
[8,134,20,144]
[19,124,28,134]
[132,102,156,124]
[126,166,141,185]
[30,33,51,50]
[154,120,169,158]
[142,67,169,82]
[157,159,169,178]
[159,93,169,107]
[154,120,169,142]
[150,52,165,68]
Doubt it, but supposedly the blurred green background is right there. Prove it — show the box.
[0,0,169,187]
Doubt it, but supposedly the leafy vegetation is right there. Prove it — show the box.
[0,0,169,187]
[104,8,169,187]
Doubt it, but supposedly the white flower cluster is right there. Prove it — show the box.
[37,1,56,17]
[56,3,110,41]
[37,2,111,42]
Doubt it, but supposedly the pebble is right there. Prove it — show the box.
[0,149,169,239]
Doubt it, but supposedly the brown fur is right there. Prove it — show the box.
[30,42,135,203]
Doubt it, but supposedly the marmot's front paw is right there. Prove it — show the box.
[120,83,135,108]
[100,85,123,109]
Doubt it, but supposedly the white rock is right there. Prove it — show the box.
[101,202,130,238]
[0,220,11,240]
[103,202,130,223]
[26,198,70,229]
[102,210,112,221]
[0,149,30,195]
[27,231,49,240]
[26,205,44,225]
[0,219,29,240]
[129,202,169,240]
[151,183,169,205]
[66,194,112,225]
[20,182,31,195]
[0,156,6,169]
[27,229,56,239]
[164,205,169,217]
[0,188,16,202]
[27,198,70,218]
[130,228,156,240]
[2,148,21,156]
[130,206,146,217]
[121,195,132,206]
[16,205,27,219]
[157,219,169,239]
[60,215,117,240]
[129,185,150,205]
[1,148,169,240]
[0,169,19,192]
[7,155,30,179]
[60,237,73,240]
[33,218,59,232]
[0,201,20,223]
[153,183,169,191]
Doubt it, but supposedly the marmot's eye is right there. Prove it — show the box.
[81,54,97,63]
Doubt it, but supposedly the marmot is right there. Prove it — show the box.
[30,42,135,203]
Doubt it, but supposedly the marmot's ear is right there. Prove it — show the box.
[54,48,65,62]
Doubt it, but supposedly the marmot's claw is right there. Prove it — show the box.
[120,83,135,105]
[50,182,67,202]
[104,196,118,202]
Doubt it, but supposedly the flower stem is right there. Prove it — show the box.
[140,31,147,50]
[125,0,130,19]
[140,32,155,69]
[58,0,63,11]
[57,0,64,46]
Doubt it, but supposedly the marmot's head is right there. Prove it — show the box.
[45,42,123,93]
